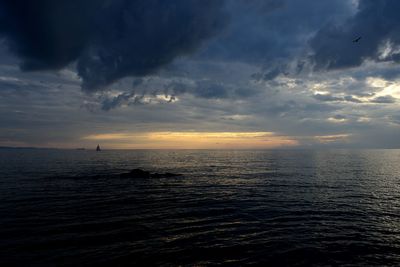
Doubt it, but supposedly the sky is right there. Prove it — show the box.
[0,0,400,149]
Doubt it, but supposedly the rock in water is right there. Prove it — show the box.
[120,169,151,178]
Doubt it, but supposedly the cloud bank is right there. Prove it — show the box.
[0,0,226,91]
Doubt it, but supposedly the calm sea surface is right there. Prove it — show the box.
[1,149,400,266]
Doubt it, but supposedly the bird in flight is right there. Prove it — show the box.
[352,36,362,43]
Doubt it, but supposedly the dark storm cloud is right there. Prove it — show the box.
[310,0,400,70]
[0,0,226,91]
[0,0,96,70]
[202,0,353,66]
[0,0,357,92]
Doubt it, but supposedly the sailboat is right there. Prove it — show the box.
[96,144,101,151]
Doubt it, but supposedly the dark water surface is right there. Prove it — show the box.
[1,149,400,266]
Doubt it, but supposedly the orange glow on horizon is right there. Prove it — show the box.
[83,131,299,149]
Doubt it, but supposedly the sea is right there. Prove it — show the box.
[1,149,400,266]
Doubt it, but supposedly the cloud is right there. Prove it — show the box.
[0,0,358,92]
[369,95,397,104]
[0,0,227,91]
[313,93,343,102]
[202,0,353,66]
[343,95,363,103]
[100,92,136,111]
[313,93,365,103]
[194,81,229,99]
[310,0,400,70]
[313,133,351,144]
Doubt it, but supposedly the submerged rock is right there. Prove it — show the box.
[120,169,151,178]
[151,172,183,178]
[119,169,182,178]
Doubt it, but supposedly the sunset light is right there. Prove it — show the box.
[83,131,299,149]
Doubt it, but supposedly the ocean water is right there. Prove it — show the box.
[1,149,400,266]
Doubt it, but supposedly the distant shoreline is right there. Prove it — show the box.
[0,146,53,150]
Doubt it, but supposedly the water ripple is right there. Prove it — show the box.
[1,149,400,265]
